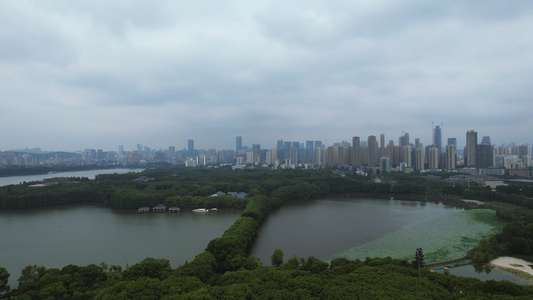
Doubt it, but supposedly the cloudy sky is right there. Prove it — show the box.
[1,0,532,152]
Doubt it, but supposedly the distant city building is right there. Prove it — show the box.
[481,136,491,145]
[477,143,493,169]
[428,146,439,169]
[305,140,314,161]
[447,138,457,150]
[415,147,424,170]
[380,157,390,174]
[380,134,385,158]
[466,130,477,168]
[352,136,361,167]
[433,125,442,153]
[445,144,456,170]
[236,136,242,154]
[367,135,378,167]
[188,139,194,157]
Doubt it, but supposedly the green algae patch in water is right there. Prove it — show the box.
[332,209,504,264]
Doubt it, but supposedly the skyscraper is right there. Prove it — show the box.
[466,130,477,167]
[368,135,378,166]
[447,138,457,150]
[306,140,314,162]
[252,144,261,156]
[352,136,361,167]
[428,146,439,169]
[433,125,442,153]
[188,139,194,157]
[477,143,493,169]
[445,144,456,170]
[415,147,424,170]
[236,136,242,154]
[380,134,385,157]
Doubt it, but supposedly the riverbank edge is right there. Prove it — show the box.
[489,257,533,282]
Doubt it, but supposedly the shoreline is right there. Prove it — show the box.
[489,257,533,279]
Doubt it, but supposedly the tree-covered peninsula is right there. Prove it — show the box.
[1,167,533,299]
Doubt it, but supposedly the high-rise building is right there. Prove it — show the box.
[304,141,313,162]
[380,157,390,174]
[415,148,424,170]
[399,132,409,147]
[252,144,261,156]
[428,146,439,169]
[188,139,194,157]
[415,138,421,149]
[433,125,442,153]
[466,130,477,167]
[402,145,412,167]
[380,134,385,157]
[289,147,298,167]
[477,143,493,169]
[368,135,378,166]
[236,136,242,153]
[481,136,491,145]
[447,138,457,150]
[445,144,456,170]
[352,136,361,167]
[118,145,124,155]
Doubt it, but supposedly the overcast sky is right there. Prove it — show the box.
[1,0,532,152]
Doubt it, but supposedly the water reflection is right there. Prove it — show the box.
[435,264,532,285]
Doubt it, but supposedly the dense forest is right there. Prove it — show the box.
[1,167,533,298]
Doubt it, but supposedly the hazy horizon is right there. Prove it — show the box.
[2,1,532,152]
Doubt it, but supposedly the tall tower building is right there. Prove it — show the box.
[352,136,361,167]
[306,140,314,162]
[399,132,410,147]
[368,135,378,167]
[433,125,442,153]
[380,134,385,157]
[252,144,261,156]
[477,143,493,169]
[402,145,412,167]
[188,139,194,157]
[428,146,439,169]
[236,136,242,154]
[466,130,477,167]
[447,138,457,150]
[445,144,456,170]
[415,148,425,170]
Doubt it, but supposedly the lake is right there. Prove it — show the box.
[0,204,243,286]
[1,196,528,288]
[0,168,145,187]
[251,198,464,264]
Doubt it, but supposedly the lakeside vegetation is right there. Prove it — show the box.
[1,167,533,298]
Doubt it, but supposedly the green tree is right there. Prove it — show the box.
[271,249,284,267]
[412,248,424,278]
[0,267,9,295]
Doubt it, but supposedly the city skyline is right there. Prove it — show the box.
[1,127,531,154]
[1,1,533,152]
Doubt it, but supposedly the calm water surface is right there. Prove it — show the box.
[435,265,533,285]
[0,204,242,286]
[0,168,144,187]
[251,198,463,264]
